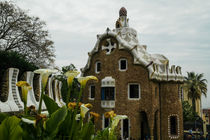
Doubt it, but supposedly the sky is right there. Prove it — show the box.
[9,0,210,108]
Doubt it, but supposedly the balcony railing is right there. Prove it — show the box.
[101,100,115,108]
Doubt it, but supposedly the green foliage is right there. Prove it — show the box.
[62,64,77,73]
[45,106,67,138]
[94,128,117,140]
[55,64,80,103]
[0,112,9,123]
[184,72,208,112]
[0,116,23,140]
[43,94,59,115]
[182,101,199,122]
[0,50,38,94]
[0,68,120,140]
[0,50,38,77]
[79,121,95,140]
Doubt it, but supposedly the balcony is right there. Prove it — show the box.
[101,100,115,108]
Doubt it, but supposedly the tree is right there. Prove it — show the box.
[61,64,77,73]
[184,72,208,112]
[0,50,38,97]
[182,101,198,122]
[55,64,80,102]
[0,1,55,67]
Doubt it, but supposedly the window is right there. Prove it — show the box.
[101,87,115,100]
[103,115,110,129]
[179,87,184,101]
[128,83,140,99]
[121,118,129,139]
[119,59,127,71]
[89,85,95,100]
[95,61,101,73]
[170,116,178,135]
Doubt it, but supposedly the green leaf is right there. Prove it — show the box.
[0,116,23,140]
[0,112,9,122]
[80,121,95,140]
[43,94,59,115]
[45,106,67,138]
[58,109,73,136]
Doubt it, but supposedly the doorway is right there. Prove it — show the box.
[121,118,129,139]
[140,111,150,140]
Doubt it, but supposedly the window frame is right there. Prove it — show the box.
[168,114,180,139]
[119,58,127,71]
[128,83,141,100]
[89,85,95,100]
[95,61,101,73]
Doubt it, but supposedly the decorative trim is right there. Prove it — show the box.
[81,26,184,82]
[101,76,115,87]
[168,114,180,139]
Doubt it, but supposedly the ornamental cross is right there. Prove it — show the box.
[102,39,116,55]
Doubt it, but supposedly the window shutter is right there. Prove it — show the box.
[101,87,105,100]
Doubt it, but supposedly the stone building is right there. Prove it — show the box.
[81,7,184,140]
[203,109,210,135]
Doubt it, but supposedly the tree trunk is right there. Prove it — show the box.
[192,98,196,113]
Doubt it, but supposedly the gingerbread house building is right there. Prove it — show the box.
[81,7,184,140]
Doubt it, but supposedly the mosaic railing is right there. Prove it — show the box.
[0,68,65,112]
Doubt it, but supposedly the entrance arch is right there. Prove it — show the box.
[140,111,150,140]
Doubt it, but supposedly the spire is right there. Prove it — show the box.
[119,7,127,17]
[116,7,129,28]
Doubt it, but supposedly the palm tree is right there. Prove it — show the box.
[184,72,208,112]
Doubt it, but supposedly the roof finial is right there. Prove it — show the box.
[119,7,127,17]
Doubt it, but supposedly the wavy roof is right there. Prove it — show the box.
[81,8,184,82]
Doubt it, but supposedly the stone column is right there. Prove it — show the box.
[58,81,65,105]
[8,68,24,111]
[47,76,54,100]
[54,79,62,107]
[26,71,39,109]
[148,112,155,140]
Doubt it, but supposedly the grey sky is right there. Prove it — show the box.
[12,0,210,108]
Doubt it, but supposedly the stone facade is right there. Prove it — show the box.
[82,7,184,140]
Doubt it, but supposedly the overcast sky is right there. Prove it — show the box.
[11,0,210,108]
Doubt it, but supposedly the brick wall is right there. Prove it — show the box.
[83,36,183,140]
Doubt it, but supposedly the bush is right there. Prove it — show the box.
[0,50,38,92]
